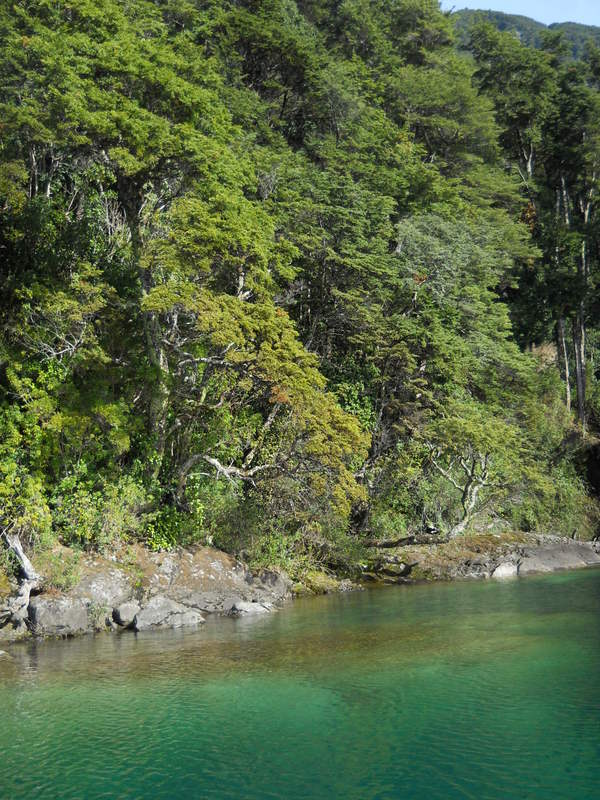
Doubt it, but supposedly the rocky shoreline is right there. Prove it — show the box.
[1,534,599,644]
[368,532,600,583]
[0,544,292,643]
[490,536,600,578]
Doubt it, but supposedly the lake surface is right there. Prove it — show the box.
[2,569,600,799]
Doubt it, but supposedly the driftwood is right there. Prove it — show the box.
[0,531,40,631]
[0,579,37,630]
[363,536,415,548]
[1,531,39,581]
[363,534,447,548]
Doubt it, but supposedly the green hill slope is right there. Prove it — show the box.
[453,9,600,57]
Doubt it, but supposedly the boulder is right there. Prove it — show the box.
[224,599,272,617]
[113,601,141,628]
[159,547,291,610]
[28,597,90,637]
[519,541,600,575]
[492,562,519,579]
[175,611,205,628]
[133,596,204,631]
[173,591,222,614]
[253,569,292,600]
[70,568,133,607]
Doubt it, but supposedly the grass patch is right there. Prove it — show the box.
[36,545,81,591]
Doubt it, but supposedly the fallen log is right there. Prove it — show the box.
[363,534,447,548]
[363,536,416,548]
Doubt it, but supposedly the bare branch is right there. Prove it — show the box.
[429,456,463,493]
[176,453,275,499]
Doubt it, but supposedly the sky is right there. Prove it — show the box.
[440,1,600,27]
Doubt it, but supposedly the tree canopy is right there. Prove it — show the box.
[0,0,598,581]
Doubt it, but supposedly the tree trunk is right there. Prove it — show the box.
[448,472,485,538]
[557,317,571,413]
[143,305,170,480]
[559,177,586,431]
[129,217,170,481]
[0,532,40,631]
[574,195,592,434]
[1,531,39,581]
[573,313,586,434]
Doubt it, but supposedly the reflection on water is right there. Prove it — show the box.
[2,570,600,799]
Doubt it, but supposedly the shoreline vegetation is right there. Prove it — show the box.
[3,0,600,641]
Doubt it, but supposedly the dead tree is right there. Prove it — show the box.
[0,527,41,632]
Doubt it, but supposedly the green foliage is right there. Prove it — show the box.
[52,471,146,551]
[507,461,600,540]
[0,404,52,548]
[144,484,205,552]
[454,10,600,60]
[0,0,596,585]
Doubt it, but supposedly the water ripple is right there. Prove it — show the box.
[1,569,600,799]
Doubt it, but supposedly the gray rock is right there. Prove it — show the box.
[28,597,89,637]
[253,569,292,600]
[162,548,291,611]
[133,596,204,631]
[380,561,411,579]
[224,599,272,617]
[70,568,133,607]
[492,562,519,579]
[113,601,141,628]
[169,590,223,614]
[519,541,600,574]
[174,610,205,628]
[338,579,359,592]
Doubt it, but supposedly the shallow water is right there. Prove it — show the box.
[2,569,600,799]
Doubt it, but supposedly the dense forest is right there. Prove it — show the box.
[454,9,600,59]
[1,0,600,585]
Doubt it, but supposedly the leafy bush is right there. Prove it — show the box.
[508,462,600,540]
[52,470,147,550]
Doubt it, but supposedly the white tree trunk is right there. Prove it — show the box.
[557,317,571,414]
[0,532,40,631]
[2,531,39,581]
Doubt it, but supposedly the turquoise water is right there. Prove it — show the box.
[2,570,600,799]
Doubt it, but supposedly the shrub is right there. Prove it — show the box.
[52,470,147,550]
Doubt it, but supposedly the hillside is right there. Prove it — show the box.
[0,0,599,601]
[453,9,600,57]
